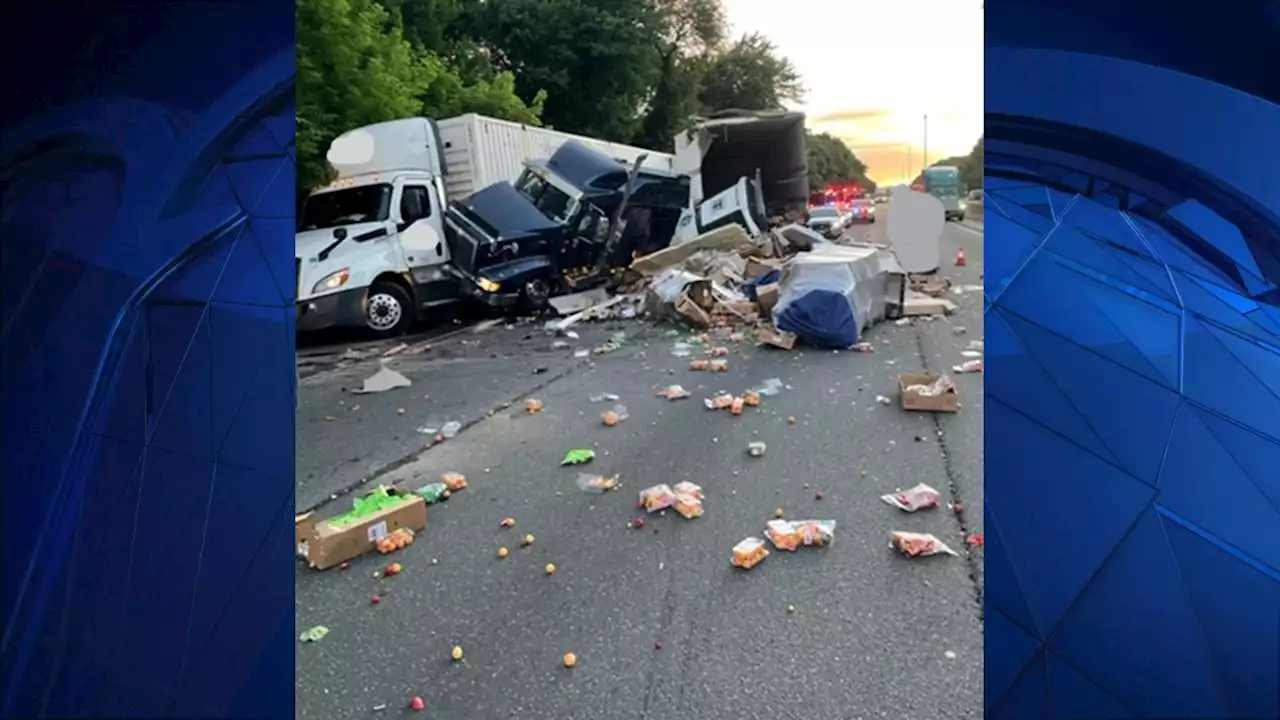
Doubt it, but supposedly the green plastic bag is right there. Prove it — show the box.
[561,448,595,466]
[330,486,409,527]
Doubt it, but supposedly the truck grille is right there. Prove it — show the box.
[444,222,480,275]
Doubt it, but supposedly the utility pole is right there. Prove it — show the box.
[922,113,929,175]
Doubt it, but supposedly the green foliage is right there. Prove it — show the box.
[296,0,543,192]
[632,0,726,150]
[298,0,872,200]
[474,0,662,143]
[806,132,873,191]
[698,33,805,113]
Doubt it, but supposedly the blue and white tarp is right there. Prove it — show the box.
[772,245,889,348]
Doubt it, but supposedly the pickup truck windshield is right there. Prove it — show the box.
[299,184,392,231]
[514,169,578,224]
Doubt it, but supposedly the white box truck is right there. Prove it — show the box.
[295,114,674,337]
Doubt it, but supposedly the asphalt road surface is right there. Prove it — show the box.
[295,214,986,719]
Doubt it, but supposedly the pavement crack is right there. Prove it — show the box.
[296,360,586,515]
[913,330,984,622]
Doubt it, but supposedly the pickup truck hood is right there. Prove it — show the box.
[450,182,562,243]
[295,222,387,262]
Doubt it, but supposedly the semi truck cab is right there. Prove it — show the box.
[296,119,459,337]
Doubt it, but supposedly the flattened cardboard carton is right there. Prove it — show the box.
[757,326,796,350]
[296,486,427,570]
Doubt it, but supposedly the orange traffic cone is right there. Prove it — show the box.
[955,248,966,267]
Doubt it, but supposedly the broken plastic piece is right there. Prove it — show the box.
[638,484,677,512]
[731,537,769,570]
[747,441,767,457]
[881,483,942,512]
[890,531,958,557]
[709,346,729,357]
[589,392,620,403]
[953,359,983,374]
[561,448,595,466]
[576,473,619,493]
[441,421,462,439]
[710,359,729,372]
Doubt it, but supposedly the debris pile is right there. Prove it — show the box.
[532,220,956,352]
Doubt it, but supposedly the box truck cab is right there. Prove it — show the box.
[444,141,696,310]
[296,118,455,337]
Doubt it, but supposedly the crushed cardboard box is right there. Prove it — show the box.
[757,326,797,350]
[296,486,428,570]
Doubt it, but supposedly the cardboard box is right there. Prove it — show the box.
[902,291,957,316]
[898,372,959,413]
[296,486,427,570]
[675,293,713,328]
[758,326,796,350]
[743,257,784,281]
[755,283,780,315]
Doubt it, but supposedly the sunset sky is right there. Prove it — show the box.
[723,0,984,185]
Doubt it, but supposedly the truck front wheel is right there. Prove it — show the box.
[365,280,414,337]
[518,277,554,314]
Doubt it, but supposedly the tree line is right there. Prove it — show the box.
[297,0,877,194]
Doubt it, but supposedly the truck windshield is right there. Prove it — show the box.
[514,169,578,224]
[923,169,961,197]
[299,184,392,231]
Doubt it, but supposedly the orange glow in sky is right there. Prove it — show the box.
[723,0,984,185]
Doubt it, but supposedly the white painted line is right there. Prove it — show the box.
[952,222,984,237]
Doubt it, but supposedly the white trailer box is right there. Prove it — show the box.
[435,113,675,200]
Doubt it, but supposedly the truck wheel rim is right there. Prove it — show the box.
[367,293,402,330]
[525,280,550,303]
